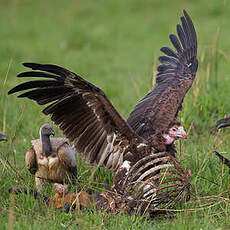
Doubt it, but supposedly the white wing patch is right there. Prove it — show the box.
[120,160,131,175]
[137,143,147,148]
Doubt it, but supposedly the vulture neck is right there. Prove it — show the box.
[41,134,52,157]
[162,134,175,145]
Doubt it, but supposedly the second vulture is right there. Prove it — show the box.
[26,124,77,190]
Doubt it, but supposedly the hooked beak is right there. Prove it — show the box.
[216,117,230,129]
[176,127,187,139]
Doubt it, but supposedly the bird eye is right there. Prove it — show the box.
[172,128,177,131]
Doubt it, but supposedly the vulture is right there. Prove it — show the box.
[26,124,77,190]
[8,10,197,212]
[0,133,7,142]
[127,12,198,153]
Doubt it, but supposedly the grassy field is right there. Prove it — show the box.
[1,0,230,229]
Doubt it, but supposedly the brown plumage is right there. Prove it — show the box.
[127,10,198,150]
[25,124,77,190]
[8,10,195,211]
[8,10,196,171]
[112,151,191,215]
[8,64,150,172]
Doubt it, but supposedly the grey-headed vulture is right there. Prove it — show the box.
[26,124,77,190]
[127,10,198,153]
[8,10,197,211]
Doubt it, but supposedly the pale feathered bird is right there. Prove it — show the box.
[25,124,77,190]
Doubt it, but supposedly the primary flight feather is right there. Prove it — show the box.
[9,63,150,172]
[127,10,198,152]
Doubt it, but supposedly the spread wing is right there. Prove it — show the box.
[127,10,198,140]
[8,63,148,172]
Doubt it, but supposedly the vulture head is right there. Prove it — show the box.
[0,133,7,142]
[216,116,230,129]
[40,124,55,137]
[163,121,187,145]
[151,121,187,153]
[40,124,55,156]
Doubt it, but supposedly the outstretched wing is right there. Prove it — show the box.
[8,63,148,172]
[127,10,198,140]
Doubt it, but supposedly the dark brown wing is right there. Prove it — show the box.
[8,63,148,172]
[127,10,198,140]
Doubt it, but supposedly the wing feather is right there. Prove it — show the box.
[160,46,178,58]
[9,63,148,171]
[127,10,198,139]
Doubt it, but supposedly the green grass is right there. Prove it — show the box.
[1,0,230,229]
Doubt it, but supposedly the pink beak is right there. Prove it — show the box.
[181,131,187,139]
[176,127,187,139]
